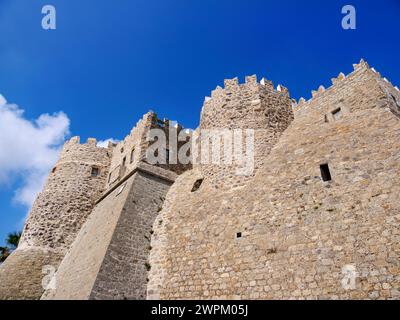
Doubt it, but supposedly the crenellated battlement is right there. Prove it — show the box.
[199,74,294,190]
[201,74,292,131]
[63,136,110,150]
[64,136,100,146]
[59,136,111,165]
[205,75,289,107]
[292,59,399,118]
[105,111,190,191]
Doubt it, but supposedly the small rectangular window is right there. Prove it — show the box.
[236,232,242,239]
[91,167,100,177]
[320,164,332,182]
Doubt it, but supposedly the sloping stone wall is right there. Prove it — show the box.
[42,165,174,300]
[89,170,173,300]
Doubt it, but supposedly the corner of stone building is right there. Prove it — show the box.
[42,163,178,300]
[40,111,193,300]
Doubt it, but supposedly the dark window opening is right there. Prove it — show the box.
[320,164,332,182]
[324,114,329,123]
[108,173,111,183]
[122,156,126,166]
[332,108,342,120]
[191,179,204,192]
[130,148,135,163]
[91,167,100,177]
[52,167,56,173]
[236,232,242,239]
[120,147,124,153]
[165,149,170,164]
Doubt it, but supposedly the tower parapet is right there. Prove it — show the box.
[20,136,111,251]
[199,74,294,189]
[292,59,400,120]
[106,112,191,191]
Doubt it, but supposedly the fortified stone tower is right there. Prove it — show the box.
[0,137,111,300]
[199,75,293,189]
[42,112,191,300]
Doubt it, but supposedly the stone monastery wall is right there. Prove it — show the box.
[0,59,399,301]
[147,60,400,299]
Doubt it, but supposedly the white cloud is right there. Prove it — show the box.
[97,138,118,148]
[0,94,6,106]
[0,94,70,207]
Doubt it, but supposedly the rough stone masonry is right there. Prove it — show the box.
[0,59,399,300]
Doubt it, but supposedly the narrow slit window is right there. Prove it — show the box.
[130,148,135,163]
[331,108,342,120]
[165,149,170,164]
[122,156,126,166]
[320,164,332,182]
[91,167,100,177]
[191,179,203,192]
[52,167,57,173]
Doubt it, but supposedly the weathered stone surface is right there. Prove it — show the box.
[147,63,400,300]
[89,170,173,300]
[200,75,293,190]
[0,138,111,300]
[42,167,174,300]
[0,248,62,300]
[2,60,400,300]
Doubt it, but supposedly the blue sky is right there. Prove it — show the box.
[0,0,399,246]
